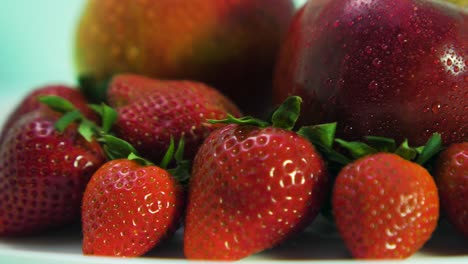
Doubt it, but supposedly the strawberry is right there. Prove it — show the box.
[39,96,187,256]
[0,85,95,144]
[330,136,442,259]
[184,96,329,260]
[434,142,468,238]
[0,90,105,236]
[81,152,185,256]
[107,74,241,162]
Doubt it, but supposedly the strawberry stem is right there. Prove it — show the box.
[40,94,192,182]
[208,96,302,130]
[88,103,117,134]
[270,96,301,130]
[160,137,176,169]
[415,133,443,165]
[55,110,83,133]
[297,123,350,165]
[394,140,418,160]
[208,114,269,128]
[78,74,112,104]
[39,95,78,113]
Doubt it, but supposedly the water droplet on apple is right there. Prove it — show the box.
[372,58,382,68]
[446,59,453,66]
[381,44,388,50]
[333,20,340,28]
[397,33,407,44]
[338,78,345,87]
[368,80,379,90]
[365,46,373,54]
[431,102,441,114]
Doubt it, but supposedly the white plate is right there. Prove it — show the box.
[0,92,467,263]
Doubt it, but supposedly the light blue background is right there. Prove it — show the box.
[0,0,85,93]
[0,0,307,95]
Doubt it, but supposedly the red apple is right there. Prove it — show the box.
[274,0,467,146]
[75,0,295,115]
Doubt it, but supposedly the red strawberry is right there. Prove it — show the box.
[0,109,105,236]
[434,142,468,238]
[81,158,184,256]
[37,95,187,257]
[0,85,95,143]
[107,74,241,162]
[332,152,439,258]
[184,97,329,260]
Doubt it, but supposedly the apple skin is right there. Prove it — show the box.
[274,0,467,146]
[75,0,295,115]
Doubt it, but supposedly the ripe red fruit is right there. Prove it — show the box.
[81,159,184,256]
[37,94,187,257]
[184,97,329,260]
[75,0,295,115]
[107,74,241,162]
[332,153,439,258]
[274,0,467,146]
[0,110,105,236]
[434,142,468,238]
[0,85,95,143]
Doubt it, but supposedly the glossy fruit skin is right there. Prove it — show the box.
[82,159,184,256]
[332,153,439,258]
[184,124,329,260]
[0,111,105,236]
[0,85,95,143]
[434,142,468,238]
[274,0,468,146]
[75,0,295,114]
[107,74,241,162]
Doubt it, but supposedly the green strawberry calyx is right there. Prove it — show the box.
[209,96,302,130]
[78,74,113,104]
[39,95,190,183]
[298,123,443,169]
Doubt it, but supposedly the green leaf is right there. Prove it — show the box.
[90,103,118,133]
[128,152,153,166]
[174,137,185,162]
[160,137,175,169]
[88,104,104,116]
[208,114,270,128]
[394,140,418,160]
[54,110,82,133]
[78,74,112,104]
[271,96,302,130]
[78,119,95,142]
[39,95,77,113]
[365,136,397,152]
[298,123,337,149]
[100,134,139,160]
[416,133,443,165]
[335,139,377,159]
[297,123,350,165]
[168,159,191,186]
